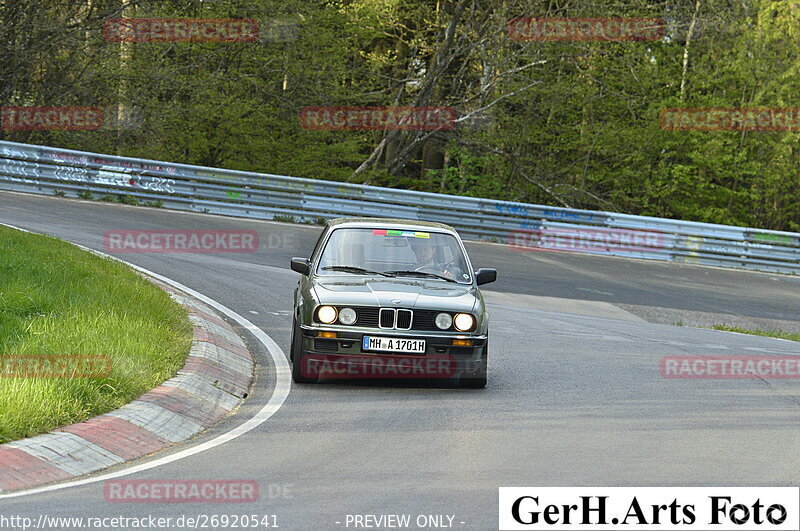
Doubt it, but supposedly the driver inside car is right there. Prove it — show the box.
[410,240,463,280]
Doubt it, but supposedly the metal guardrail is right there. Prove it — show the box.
[1,140,798,275]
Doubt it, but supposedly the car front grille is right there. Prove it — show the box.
[327,306,447,331]
[379,308,412,330]
[313,338,338,351]
[411,310,438,330]
[396,309,412,329]
[355,307,380,327]
[379,308,395,328]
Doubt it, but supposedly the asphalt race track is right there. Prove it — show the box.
[1,191,799,529]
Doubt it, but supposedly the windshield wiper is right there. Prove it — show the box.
[384,270,459,283]
[322,265,393,277]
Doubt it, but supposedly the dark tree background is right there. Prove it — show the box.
[1,0,798,230]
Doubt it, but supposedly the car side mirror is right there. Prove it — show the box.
[475,268,497,286]
[291,257,311,276]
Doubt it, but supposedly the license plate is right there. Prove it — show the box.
[362,336,426,354]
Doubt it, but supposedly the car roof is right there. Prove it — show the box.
[325,217,459,234]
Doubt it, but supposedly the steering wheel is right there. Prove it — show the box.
[415,262,457,276]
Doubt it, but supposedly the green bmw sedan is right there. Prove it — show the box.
[289,217,496,388]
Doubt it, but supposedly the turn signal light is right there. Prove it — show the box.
[452,339,472,347]
[317,331,337,338]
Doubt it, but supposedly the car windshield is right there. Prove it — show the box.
[317,228,472,284]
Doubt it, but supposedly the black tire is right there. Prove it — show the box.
[460,341,488,389]
[289,316,297,362]
[291,317,318,384]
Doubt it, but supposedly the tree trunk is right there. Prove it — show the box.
[680,0,702,100]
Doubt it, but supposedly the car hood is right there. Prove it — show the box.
[311,276,478,313]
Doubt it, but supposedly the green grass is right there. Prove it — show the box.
[0,226,192,443]
[711,324,800,342]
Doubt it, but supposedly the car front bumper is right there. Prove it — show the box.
[297,324,487,379]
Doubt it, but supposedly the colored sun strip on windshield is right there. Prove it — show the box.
[372,229,430,238]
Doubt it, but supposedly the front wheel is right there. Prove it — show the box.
[460,341,488,389]
[291,317,318,384]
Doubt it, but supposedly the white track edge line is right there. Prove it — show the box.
[0,222,292,499]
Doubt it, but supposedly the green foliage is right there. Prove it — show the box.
[0,226,191,442]
[1,0,798,230]
[115,195,140,206]
[711,325,800,342]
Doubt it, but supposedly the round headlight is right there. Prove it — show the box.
[453,313,475,332]
[434,312,452,330]
[339,307,357,325]
[317,305,337,324]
